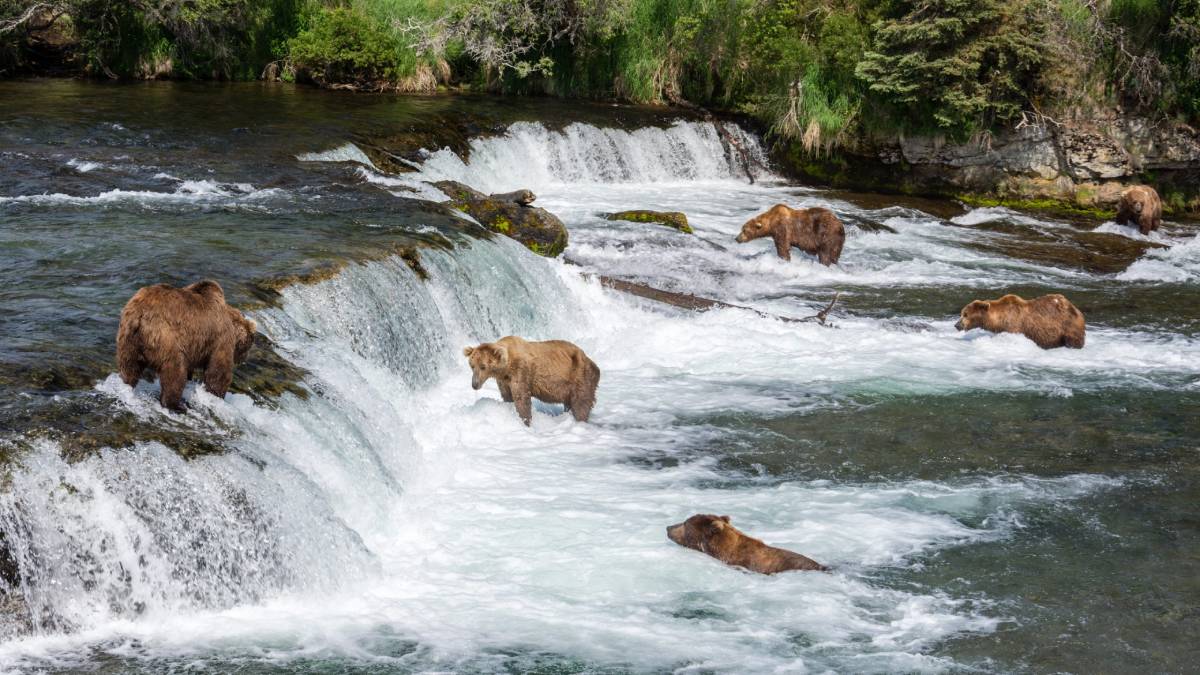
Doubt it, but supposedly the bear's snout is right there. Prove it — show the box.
[735,232,748,243]
[666,522,685,545]
[954,319,965,331]
[471,374,484,390]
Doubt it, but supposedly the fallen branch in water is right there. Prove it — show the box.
[577,267,838,328]
[796,291,840,326]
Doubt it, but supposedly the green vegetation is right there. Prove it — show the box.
[1,0,1198,143]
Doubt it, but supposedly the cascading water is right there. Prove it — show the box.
[1,83,1198,673]
[0,236,1139,671]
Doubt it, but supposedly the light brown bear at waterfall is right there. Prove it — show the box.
[1115,185,1163,235]
[117,280,257,411]
[955,293,1085,349]
[463,336,600,426]
[667,514,828,574]
[735,204,845,266]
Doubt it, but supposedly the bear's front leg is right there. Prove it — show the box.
[773,234,792,261]
[158,351,188,412]
[498,379,514,403]
[510,379,534,426]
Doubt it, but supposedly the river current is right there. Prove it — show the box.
[0,81,1197,673]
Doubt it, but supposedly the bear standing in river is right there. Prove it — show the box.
[463,336,600,425]
[1115,185,1163,235]
[117,280,257,411]
[667,514,828,574]
[735,204,845,266]
[955,293,1085,349]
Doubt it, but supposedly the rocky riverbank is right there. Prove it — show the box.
[783,115,1200,217]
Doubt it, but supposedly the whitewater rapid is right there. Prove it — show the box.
[0,238,1141,672]
[2,116,1198,672]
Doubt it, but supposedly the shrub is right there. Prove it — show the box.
[288,5,414,85]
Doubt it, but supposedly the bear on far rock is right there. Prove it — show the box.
[955,293,1085,349]
[1115,185,1163,235]
[117,280,257,411]
[735,204,845,266]
[667,514,828,574]
[463,336,600,426]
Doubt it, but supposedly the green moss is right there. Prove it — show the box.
[606,210,692,233]
[491,216,512,234]
[958,194,1114,219]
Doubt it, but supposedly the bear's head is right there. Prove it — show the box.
[463,343,509,390]
[955,300,991,332]
[1132,197,1145,214]
[735,214,772,243]
[667,513,732,553]
[227,307,257,363]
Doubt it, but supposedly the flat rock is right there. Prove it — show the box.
[605,210,693,233]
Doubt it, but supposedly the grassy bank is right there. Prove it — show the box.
[2,0,1198,207]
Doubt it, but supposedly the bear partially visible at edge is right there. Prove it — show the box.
[1115,185,1163,235]
[464,336,600,426]
[735,204,845,266]
[117,280,257,411]
[956,293,1085,349]
[667,514,828,574]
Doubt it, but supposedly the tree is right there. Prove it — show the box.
[856,0,1044,133]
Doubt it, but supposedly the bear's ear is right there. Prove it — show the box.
[463,346,475,357]
[245,318,257,334]
[494,345,509,366]
[718,515,731,523]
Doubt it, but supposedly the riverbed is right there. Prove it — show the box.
[0,80,1197,673]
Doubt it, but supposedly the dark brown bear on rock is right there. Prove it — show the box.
[117,280,257,411]
[667,514,828,574]
[1115,185,1163,235]
[463,336,600,426]
[955,293,1085,349]
[735,204,845,266]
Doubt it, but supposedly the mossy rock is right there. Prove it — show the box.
[431,180,569,257]
[605,210,693,234]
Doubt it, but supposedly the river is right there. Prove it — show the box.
[0,80,1198,673]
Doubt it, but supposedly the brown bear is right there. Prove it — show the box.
[735,204,845,266]
[116,280,257,411]
[463,336,600,426]
[666,514,828,574]
[1115,185,1163,235]
[955,293,1085,349]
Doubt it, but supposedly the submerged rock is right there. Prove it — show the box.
[432,180,568,257]
[605,210,693,234]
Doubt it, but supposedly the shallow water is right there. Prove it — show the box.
[0,80,1198,673]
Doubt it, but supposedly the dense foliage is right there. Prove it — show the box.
[2,0,1198,147]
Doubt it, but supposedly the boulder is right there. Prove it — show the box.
[432,180,568,257]
[605,210,693,234]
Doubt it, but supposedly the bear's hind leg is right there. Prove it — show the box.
[117,341,144,388]
[569,382,596,422]
[203,343,235,399]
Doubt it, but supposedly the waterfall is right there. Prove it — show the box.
[0,237,578,643]
[411,120,773,191]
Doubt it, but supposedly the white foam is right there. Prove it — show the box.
[296,142,378,169]
[1118,232,1200,282]
[65,158,102,173]
[1092,220,1174,242]
[0,180,286,210]
[0,239,1160,672]
[952,206,1053,227]
[355,166,446,201]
